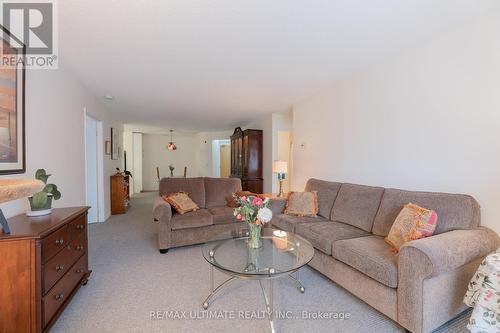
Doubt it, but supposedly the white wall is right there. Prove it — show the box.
[0,69,122,220]
[277,131,292,193]
[140,130,235,191]
[292,10,500,233]
[142,133,197,191]
[132,133,143,193]
[271,112,293,193]
[194,130,233,177]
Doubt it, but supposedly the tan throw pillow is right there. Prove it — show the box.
[385,203,438,252]
[284,191,318,217]
[163,191,199,214]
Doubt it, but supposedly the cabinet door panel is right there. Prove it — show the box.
[0,240,33,333]
[237,137,243,176]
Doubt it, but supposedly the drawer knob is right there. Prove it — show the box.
[55,239,64,245]
[77,245,84,251]
[76,269,83,274]
[76,224,84,230]
[55,265,65,272]
[55,293,64,301]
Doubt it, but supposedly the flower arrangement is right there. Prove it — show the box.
[233,194,273,248]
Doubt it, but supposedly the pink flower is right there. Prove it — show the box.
[236,214,242,220]
[252,197,263,206]
[240,196,247,201]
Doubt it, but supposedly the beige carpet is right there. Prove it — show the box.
[50,192,471,333]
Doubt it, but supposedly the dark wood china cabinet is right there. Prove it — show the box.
[230,127,263,193]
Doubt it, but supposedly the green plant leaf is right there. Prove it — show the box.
[31,192,48,209]
[52,188,61,200]
[35,169,50,184]
[42,183,61,200]
[43,184,55,193]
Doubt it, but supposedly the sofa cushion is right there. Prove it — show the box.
[332,235,398,288]
[296,221,370,255]
[205,178,242,208]
[331,183,385,232]
[208,206,237,225]
[272,214,327,233]
[372,188,480,237]
[159,177,206,208]
[305,179,343,218]
[171,209,213,230]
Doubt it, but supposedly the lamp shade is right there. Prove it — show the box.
[273,160,288,174]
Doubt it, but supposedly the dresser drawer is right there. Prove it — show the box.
[42,225,69,263]
[43,235,85,294]
[69,213,87,241]
[43,254,88,327]
[71,233,87,258]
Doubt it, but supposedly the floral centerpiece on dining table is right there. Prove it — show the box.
[232,194,273,249]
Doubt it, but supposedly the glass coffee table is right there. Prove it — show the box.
[201,228,315,332]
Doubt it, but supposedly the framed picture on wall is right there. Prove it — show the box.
[105,140,111,155]
[0,27,26,174]
[111,127,120,160]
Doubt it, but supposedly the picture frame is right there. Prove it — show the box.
[105,140,111,155]
[110,127,120,160]
[0,26,26,174]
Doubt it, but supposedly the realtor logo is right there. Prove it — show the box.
[0,0,58,68]
[3,1,53,54]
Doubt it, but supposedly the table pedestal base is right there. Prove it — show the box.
[202,267,305,333]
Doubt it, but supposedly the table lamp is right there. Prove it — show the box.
[273,160,288,197]
[0,179,44,234]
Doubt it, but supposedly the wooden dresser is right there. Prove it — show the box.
[230,127,263,193]
[111,174,130,214]
[0,207,91,333]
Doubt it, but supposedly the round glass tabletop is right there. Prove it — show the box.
[202,228,314,279]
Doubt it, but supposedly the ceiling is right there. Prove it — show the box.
[59,0,499,131]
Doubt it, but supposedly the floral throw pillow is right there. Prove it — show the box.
[385,203,438,252]
[284,191,318,217]
[163,191,199,214]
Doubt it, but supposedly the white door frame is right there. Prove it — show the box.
[84,109,105,223]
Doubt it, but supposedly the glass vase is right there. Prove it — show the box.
[247,222,262,249]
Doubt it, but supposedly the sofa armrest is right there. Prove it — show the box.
[153,196,173,250]
[398,227,499,333]
[399,227,499,278]
[269,198,287,216]
[153,196,172,222]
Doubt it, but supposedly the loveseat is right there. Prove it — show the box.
[270,178,499,333]
[153,177,246,253]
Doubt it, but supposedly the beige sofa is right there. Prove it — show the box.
[153,177,246,253]
[270,178,499,333]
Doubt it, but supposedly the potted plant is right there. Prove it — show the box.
[27,169,62,215]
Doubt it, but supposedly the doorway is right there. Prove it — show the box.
[85,111,104,223]
[219,144,231,178]
[211,139,230,177]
